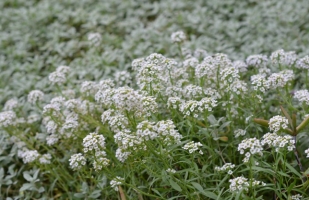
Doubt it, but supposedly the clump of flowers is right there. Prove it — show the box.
[268,115,289,133]
[294,90,309,105]
[166,168,177,173]
[182,141,203,154]
[229,176,250,193]
[246,54,268,68]
[215,163,235,174]
[83,132,106,153]
[296,55,309,69]
[234,129,246,138]
[238,138,263,163]
[48,66,70,85]
[171,31,186,43]
[291,194,303,200]
[19,150,40,164]
[28,90,44,104]
[39,153,52,164]
[0,111,16,127]
[261,132,295,152]
[270,49,297,66]
[69,153,86,171]
[3,99,18,111]
[110,177,124,191]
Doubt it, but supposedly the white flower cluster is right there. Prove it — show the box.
[4,99,18,111]
[267,70,294,89]
[95,87,158,117]
[261,132,295,152]
[182,85,204,99]
[166,168,177,173]
[39,153,52,164]
[183,57,199,69]
[83,132,106,153]
[113,70,132,87]
[270,49,297,66]
[304,148,309,158]
[171,31,186,43]
[101,110,129,133]
[251,180,266,187]
[234,129,246,138]
[291,194,303,200]
[0,111,16,127]
[233,60,248,72]
[238,138,263,163]
[219,67,240,87]
[167,97,183,110]
[110,176,124,191]
[180,97,218,118]
[250,74,269,93]
[229,176,249,193]
[28,90,44,104]
[80,81,98,96]
[214,163,235,174]
[296,55,309,69]
[69,153,86,171]
[114,120,182,162]
[182,141,203,154]
[246,54,268,68]
[48,65,70,85]
[294,90,309,105]
[19,150,40,164]
[268,115,289,133]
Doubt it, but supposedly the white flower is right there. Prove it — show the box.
[166,168,177,173]
[39,153,52,164]
[171,31,186,43]
[69,153,86,170]
[305,148,309,158]
[238,138,263,163]
[234,129,246,138]
[296,55,309,69]
[269,115,289,133]
[215,163,235,174]
[246,54,268,68]
[28,90,44,104]
[183,141,203,154]
[261,132,295,152]
[229,176,249,193]
[4,99,18,110]
[83,132,106,153]
[294,90,309,105]
[291,194,303,200]
[110,177,124,191]
[20,150,40,164]
[0,111,16,127]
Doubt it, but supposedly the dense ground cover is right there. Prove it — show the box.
[1,0,309,199]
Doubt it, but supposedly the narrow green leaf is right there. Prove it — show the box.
[191,182,217,199]
[296,116,309,133]
[253,118,269,127]
[168,179,182,192]
[285,162,302,178]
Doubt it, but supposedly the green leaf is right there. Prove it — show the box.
[191,182,217,199]
[285,162,302,178]
[168,179,182,192]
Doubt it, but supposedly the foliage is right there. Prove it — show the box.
[1,0,309,199]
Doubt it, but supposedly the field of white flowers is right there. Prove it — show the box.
[1,0,309,199]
